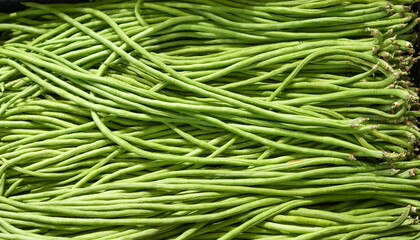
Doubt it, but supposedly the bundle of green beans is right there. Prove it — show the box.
[0,0,420,239]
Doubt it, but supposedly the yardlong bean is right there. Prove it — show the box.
[0,0,419,239]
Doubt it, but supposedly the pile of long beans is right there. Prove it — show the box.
[0,0,420,239]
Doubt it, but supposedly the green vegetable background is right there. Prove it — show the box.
[0,0,420,239]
